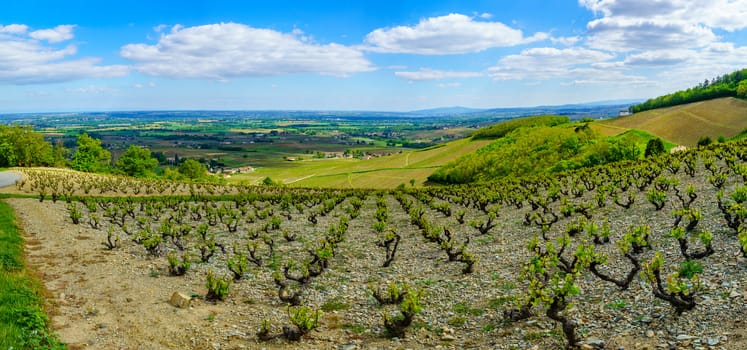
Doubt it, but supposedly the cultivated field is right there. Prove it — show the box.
[598,97,747,146]
[4,140,747,349]
[231,138,492,188]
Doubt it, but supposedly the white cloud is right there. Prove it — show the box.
[622,49,693,66]
[580,0,747,31]
[487,47,646,83]
[696,0,747,31]
[0,25,128,84]
[0,24,28,34]
[29,25,75,43]
[585,17,716,52]
[121,22,373,79]
[394,68,482,81]
[550,36,581,46]
[579,0,746,52]
[364,13,546,55]
[653,43,747,87]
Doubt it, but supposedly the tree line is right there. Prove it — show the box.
[629,68,747,113]
[0,124,212,181]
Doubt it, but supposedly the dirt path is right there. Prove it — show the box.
[0,171,21,188]
[9,199,243,350]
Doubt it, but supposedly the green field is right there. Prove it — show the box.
[230,138,492,188]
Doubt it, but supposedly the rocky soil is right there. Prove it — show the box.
[5,160,747,350]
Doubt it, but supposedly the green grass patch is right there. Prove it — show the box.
[0,200,65,349]
[453,302,485,316]
[488,296,515,310]
[343,323,367,334]
[611,129,677,154]
[321,297,350,312]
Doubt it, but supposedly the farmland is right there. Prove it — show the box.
[3,137,747,349]
[596,97,747,146]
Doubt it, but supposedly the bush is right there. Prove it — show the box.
[644,138,666,157]
[697,136,712,147]
[205,270,231,301]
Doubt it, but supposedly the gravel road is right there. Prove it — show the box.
[0,171,21,188]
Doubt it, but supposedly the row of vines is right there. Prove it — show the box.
[11,140,747,348]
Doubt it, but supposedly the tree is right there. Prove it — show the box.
[738,80,747,98]
[71,133,111,172]
[644,138,666,157]
[115,145,159,177]
[179,159,206,180]
[51,139,69,167]
[162,167,182,181]
[0,124,57,167]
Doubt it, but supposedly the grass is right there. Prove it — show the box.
[321,297,350,312]
[597,97,747,147]
[229,137,492,188]
[453,302,485,316]
[610,129,679,154]
[342,323,367,334]
[0,200,65,349]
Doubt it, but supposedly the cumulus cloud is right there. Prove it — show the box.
[121,22,374,79]
[585,17,716,52]
[0,24,128,84]
[394,68,482,81]
[579,0,746,51]
[484,47,658,85]
[489,47,614,80]
[364,13,547,55]
[622,50,693,66]
[29,25,75,43]
[551,36,581,46]
[0,24,29,34]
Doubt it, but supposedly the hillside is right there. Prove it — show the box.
[2,140,747,349]
[596,97,747,146]
[428,117,646,184]
[629,68,747,113]
[230,137,492,188]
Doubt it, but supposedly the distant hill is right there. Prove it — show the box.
[408,106,486,115]
[595,97,747,147]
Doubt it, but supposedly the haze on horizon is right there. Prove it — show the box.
[1,0,746,113]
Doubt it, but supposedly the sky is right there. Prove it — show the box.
[1,0,746,112]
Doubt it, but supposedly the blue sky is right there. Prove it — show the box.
[1,0,746,112]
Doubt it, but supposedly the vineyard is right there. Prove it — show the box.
[6,140,747,349]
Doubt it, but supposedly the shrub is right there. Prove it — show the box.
[383,288,423,338]
[167,251,190,276]
[205,270,231,301]
[644,138,666,157]
[697,136,712,147]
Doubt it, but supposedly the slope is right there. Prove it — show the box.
[596,97,747,146]
[229,137,492,188]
